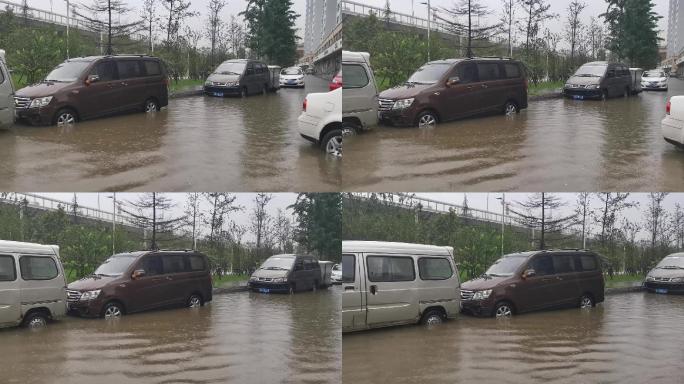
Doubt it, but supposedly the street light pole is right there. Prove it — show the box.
[421,1,431,61]
[65,0,70,59]
[501,193,505,256]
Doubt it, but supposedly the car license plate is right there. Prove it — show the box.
[259,288,270,293]
[573,95,584,100]
[655,288,668,294]
[213,92,223,97]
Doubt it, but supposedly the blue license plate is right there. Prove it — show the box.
[288,80,295,84]
[655,288,668,294]
[573,95,584,100]
[213,92,223,97]
[259,288,270,293]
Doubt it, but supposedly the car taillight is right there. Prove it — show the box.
[303,98,307,111]
[667,100,671,115]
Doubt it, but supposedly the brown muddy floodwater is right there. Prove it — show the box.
[1,288,341,384]
[343,292,684,384]
[0,76,341,192]
[344,79,684,192]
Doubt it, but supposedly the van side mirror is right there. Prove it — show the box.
[522,269,536,279]
[447,76,461,86]
[132,269,146,279]
[85,74,99,85]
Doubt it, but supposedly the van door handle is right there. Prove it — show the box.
[344,286,355,291]
[556,276,563,281]
[166,276,173,281]
[370,285,377,295]
[481,84,488,89]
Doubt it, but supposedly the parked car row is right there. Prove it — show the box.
[342,241,684,333]
[0,240,338,330]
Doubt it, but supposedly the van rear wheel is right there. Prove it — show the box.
[187,294,202,308]
[580,294,595,309]
[144,98,159,113]
[23,312,48,328]
[421,309,445,326]
[504,101,519,116]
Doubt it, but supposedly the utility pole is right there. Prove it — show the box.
[501,193,505,256]
[112,193,116,255]
[421,1,431,61]
[65,0,70,59]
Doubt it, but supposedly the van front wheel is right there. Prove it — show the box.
[494,302,514,318]
[415,111,438,128]
[102,302,123,319]
[580,294,595,309]
[53,108,77,126]
[504,101,519,116]
[187,294,203,308]
[23,312,48,328]
[421,309,445,326]
[144,98,159,113]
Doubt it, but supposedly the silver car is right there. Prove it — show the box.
[644,253,684,294]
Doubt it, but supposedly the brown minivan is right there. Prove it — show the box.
[14,55,168,126]
[378,57,528,127]
[460,250,604,318]
[66,250,212,318]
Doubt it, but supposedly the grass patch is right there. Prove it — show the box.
[529,81,564,96]
[605,274,644,289]
[213,274,249,288]
[169,78,204,93]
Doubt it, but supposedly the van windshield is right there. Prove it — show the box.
[214,62,246,75]
[259,256,295,271]
[484,255,528,277]
[655,256,684,269]
[44,61,91,82]
[93,255,137,277]
[574,64,606,77]
[406,63,451,84]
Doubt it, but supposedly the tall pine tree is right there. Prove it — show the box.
[602,0,661,68]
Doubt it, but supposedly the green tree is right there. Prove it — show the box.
[291,193,342,262]
[261,0,299,66]
[602,0,661,68]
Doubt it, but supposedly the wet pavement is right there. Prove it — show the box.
[1,288,341,384]
[342,292,684,384]
[343,79,684,192]
[0,75,341,192]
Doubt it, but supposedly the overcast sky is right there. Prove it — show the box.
[33,0,306,43]
[360,0,669,47]
[33,192,298,242]
[411,193,684,241]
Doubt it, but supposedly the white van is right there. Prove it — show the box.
[342,51,379,133]
[0,240,68,328]
[0,49,15,129]
[342,241,460,333]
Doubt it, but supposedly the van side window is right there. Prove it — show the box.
[504,63,521,79]
[458,62,478,83]
[0,255,16,281]
[367,256,415,282]
[188,255,206,271]
[528,255,554,276]
[294,259,304,271]
[162,255,186,274]
[19,256,58,280]
[342,64,369,89]
[117,60,143,79]
[578,255,597,271]
[143,61,161,76]
[418,257,453,280]
[246,64,255,76]
[552,254,575,274]
[341,254,355,283]
[0,64,5,84]
[141,255,163,276]
[477,63,501,81]
[90,61,117,82]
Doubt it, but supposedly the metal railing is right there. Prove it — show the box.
[341,0,454,35]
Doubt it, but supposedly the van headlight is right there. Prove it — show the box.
[29,96,53,108]
[79,290,101,301]
[586,85,599,90]
[646,276,655,281]
[472,289,492,300]
[392,98,414,110]
[671,277,684,283]
[272,277,287,283]
[249,276,258,281]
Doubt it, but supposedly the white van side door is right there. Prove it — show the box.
[0,59,15,129]
[342,253,365,332]
[18,254,67,319]
[365,254,419,327]
[0,254,21,326]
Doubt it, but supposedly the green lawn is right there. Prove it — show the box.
[605,274,644,289]
[213,274,249,288]
[169,78,204,93]
[529,81,564,96]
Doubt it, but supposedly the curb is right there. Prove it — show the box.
[529,91,563,102]
[605,285,644,295]
[169,88,203,99]
[213,285,249,295]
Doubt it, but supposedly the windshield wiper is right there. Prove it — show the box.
[265,266,289,270]
[219,71,239,75]
[659,265,684,269]
[576,74,599,77]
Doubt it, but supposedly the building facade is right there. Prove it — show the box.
[303,0,340,56]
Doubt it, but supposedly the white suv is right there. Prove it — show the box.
[663,96,684,148]
[0,49,15,129]
[298,87,343,155]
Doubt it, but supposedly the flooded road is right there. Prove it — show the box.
[343,292,684,383]
[344,79,684,192]
[1,288,341,384]
[0,76,340,192]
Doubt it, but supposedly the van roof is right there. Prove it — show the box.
[343,51,371,64]
[426,57,519,65]
[343,241,454,256]
[0,240,59,256]
[69,55,160,62]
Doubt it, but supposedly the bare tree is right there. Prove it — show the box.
[438,0,503,57]
[645,193,669,250]
[509,193,576,249]
[673,203,684,250]
[75,0,141,55]
[226,15,246,58]
[564,0,586,64]
[500,0,516,56]
[140,0,159,53]
[206,0,227,67]
[120,193,183,250]
[203,193,242,244]
[183,193,201,249]
[574,192,590,248]
[250,193,273,261]
[162,0,197,48]
[518,0,557,56]
[594,193,636,247]
[274,209,294,253]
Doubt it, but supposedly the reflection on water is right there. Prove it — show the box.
[343,80,684,192]
[1,288,341,384]
[0,76,341,192]
[343,293,684,383]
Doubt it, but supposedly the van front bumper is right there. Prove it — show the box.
[204,86,241,96]
[460,299,494,317]
[563,88,603,100]
[67,297,105,318]
[248,281,290,293]
[662,116,684,146]
[14,106,55,126]
[644,281,684,294]
[377,107,415,127]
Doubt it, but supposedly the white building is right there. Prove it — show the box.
[668,0,684,58]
